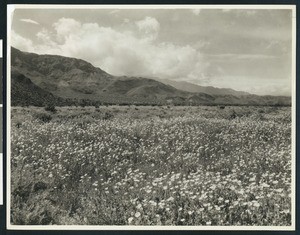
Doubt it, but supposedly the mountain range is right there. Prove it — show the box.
[152,78,250,96]
[11,47,291,106]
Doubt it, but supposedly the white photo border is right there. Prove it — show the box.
[6,4,297,231]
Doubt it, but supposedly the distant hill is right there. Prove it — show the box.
[153,78,250,96]
[11,47,291,106]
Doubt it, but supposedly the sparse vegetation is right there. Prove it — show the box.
[45,104,57,113]
[11,106,291,226]
[34,112,52,123]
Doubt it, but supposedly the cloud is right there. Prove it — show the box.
[53,18,81,42]
[11,30,34,52]
[207,53,278,60]
[20,18,39,25]
[12,17,207,81]
[193,40,211,50]
[246,82,291,96]
[206,75,290,96]
[35,28,62,54]
[10,9,292,96]
[135,17,160,41]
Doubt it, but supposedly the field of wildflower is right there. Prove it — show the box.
[10,105,292,226]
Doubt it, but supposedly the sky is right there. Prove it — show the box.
[10,7,293,96]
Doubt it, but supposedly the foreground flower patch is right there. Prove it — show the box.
[10,106,291,226]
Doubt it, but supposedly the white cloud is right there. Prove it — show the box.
[19,18,39,25]
[11,30,34,52]
[248,83,291,96]
[207,53,278,60]
[36,28,62,54]
[135,17,160,41]
[203,74,290,96]
[53,18,81,42]
[193,40,211,49]
[36,28,53,44]
[12,17,208,81]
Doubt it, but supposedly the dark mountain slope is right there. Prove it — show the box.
[11,47,113,99]
[11,69,63,106]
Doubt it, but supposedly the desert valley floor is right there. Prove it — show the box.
[10,105,291,226]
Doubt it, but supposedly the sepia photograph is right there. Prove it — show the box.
[7,5,295,230]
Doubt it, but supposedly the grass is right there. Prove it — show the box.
[10,105,292,226]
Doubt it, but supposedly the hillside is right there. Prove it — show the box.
[11,69,64,106]
[11,47,190,104]
[153,78,250,96]
[11,47,291,106]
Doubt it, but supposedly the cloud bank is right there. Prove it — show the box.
[12,17,207,81]
[11,11,292,96]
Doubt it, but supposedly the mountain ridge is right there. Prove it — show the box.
[11,47,291,106]
[152,78,251,96]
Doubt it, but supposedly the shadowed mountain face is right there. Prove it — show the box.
[11,69,63,106]
[11,47,291,106]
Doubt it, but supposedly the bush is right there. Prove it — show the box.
[45,105,57,113]
[103,112,114,120]
[34,113,52,123]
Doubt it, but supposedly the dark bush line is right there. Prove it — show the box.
[13,101,291,108]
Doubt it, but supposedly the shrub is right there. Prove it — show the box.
[34,113,52,123]
[103,112,114,120]
[45,105,57,113]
